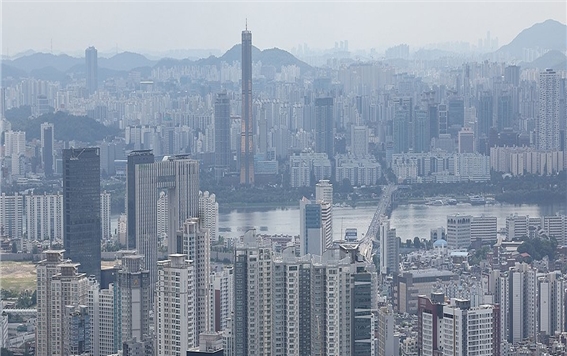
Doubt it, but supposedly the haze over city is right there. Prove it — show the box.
[2,1,566,56]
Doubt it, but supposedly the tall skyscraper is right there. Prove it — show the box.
[199,191,219,242]
[537,271,565,338]
[477,92,493,139]
[0,193,24,239]
[315,97,334,159]
[537,69,560,150]
[446,214,471,250]
[126,150,154,250]
[63,147,101,280]
[240,26,255,185]
[41,122,55,176]
[85,46,98,95]
[215,92,231,171]
[101,191,111,240]
[130,155,199,285]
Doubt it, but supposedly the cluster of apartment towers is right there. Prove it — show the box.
[33,28,382,356]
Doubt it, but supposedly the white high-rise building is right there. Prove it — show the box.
[4,130,25,157]
[315,179,333,204]
[157,191,168,242]
[441,299,499,356]
[156,254,196,355]
[36,250,66,356]
[541,214,567,245]
[446,214,471,249]
[538,271,565,337]
[25,193,64,241]
[501,263,537,343]
[49,263,90,356]
[175,218,211,340]
[88,279,119,356]
[299,197,332,256]
[537,69,560,151]
[470,215,497,244]
[380,218,399,276]
[0,192,24,239]
[377,305,399,356]
[101,190,111,240]
[199,190,219,242]
[506,214,528,240]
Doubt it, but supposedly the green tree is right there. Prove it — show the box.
[413,237,421,249]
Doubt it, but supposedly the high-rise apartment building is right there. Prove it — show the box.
[213,266,233,332]
[377,305,399,356]
[85,46,98,95]
[199,191,219,243]
[36,250,66,355]
[25,192,63,241]
[537,271,564,337]
[418,293,500,356]
[41,122,55,176]
[351,125,369,157]
[63,147,101,280]
[380,218,399,276]
[240,27,255,185]
[126,150,154,250]
[64,305,91,356]
[440,299,500,356]
[470,215,497,244]
[130,155,199,285]
[174,218,211,339]
[118,254,152,345]
[0,192,23,239]
[232,231,377,356]
[88,279,120,356]
[458,127,475,153]
[299,197,333,256]
[214,92,231,170]
[315,97,335,159]
[101,190,111,240]
[50,263,90,355]
[4,130,25,157]
[537,69,560,150]
[156,254,196,355]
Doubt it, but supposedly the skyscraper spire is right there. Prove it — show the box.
[240,25,254,185]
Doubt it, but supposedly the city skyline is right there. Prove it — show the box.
[2,2,565,56]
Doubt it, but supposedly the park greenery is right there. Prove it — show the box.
[5,107,121,143]
[515,235,558,261]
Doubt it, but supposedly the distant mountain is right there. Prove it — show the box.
[3,45,312,80]
[496,19,567,59]
[6,53,82,72]
[1,64,27,79]
[193,44,312,73]
[29,66,71,83]
[98,52,156,71]
[523,50,567,70]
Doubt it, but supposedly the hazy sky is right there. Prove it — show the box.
[2,1,566,56]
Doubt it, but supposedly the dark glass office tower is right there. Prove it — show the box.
[240,26,255,185]
[126,150,154,250]
[215,92,231,169]
[40,122,54,177]
[85,46,98,95]
[63,147,101,280]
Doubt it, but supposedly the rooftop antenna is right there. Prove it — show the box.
[50,39,53,54]
[245,18,247,31]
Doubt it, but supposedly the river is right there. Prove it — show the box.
[217,202,567,241]
[111,202,566,242]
